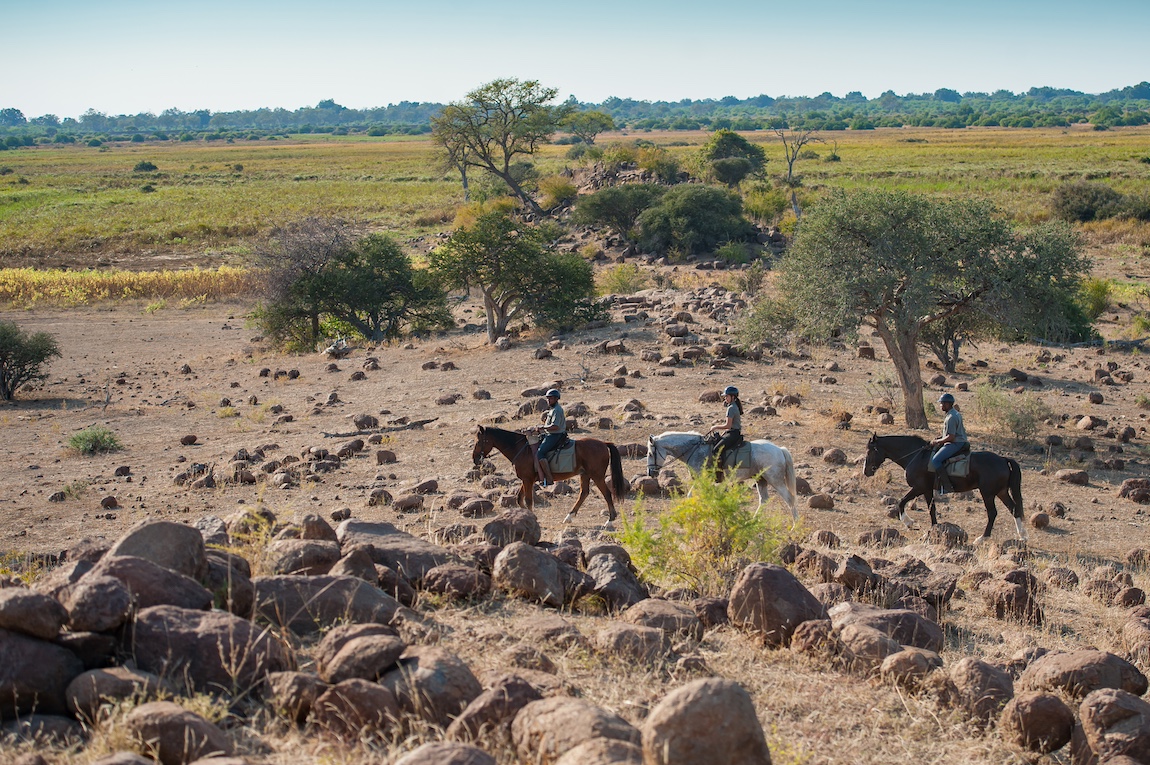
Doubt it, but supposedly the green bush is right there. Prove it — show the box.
[597,264,650,295]
[615,467,793,597]
[87,139,102,147]
[972,384,1052,441]
[0,320,61,400]
[714,241,752,264]
[538,176,577,211]
[732,261,767,296]
[68,426,122,455]
[637,185,756,255]
[1078,277,1112,320]
[572,184,665,241]
[598,142,638,171]
[711,157,754,187]
[636,146,680,184]
[1051,181,1125,222]
[743,184,789,223]
[133,160,157,172]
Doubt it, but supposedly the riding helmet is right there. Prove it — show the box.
[723,386,739,397]
[545,389,561,399]
[938,393,956,404]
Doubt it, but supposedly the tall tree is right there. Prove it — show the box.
[431,79,568,216]
[773,190,1088,428]
[772,126,821,218]
[0,321,60,401]
[562,110,615,145]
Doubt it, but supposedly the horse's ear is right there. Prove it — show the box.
[868,431,876,444]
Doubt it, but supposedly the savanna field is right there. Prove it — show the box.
[1,125,1150,765]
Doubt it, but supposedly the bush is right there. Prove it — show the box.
[598,142,638,171]
[565,143,587,160]
[572,184,665,242]
[732,261,767,297]
[615,467,793,597]
[1078,277,1112,320]
[1051,181,1125,222]
[68,426,122,455]
[0,320,61,400]
[637,185,756,255]
[714,241,752,264]
[133,160,157,172]
[597,264,650,295]
[538,176,578,211]
[130,134,145,143]
[87,139,102,147]
[743,184,790,223]
[972,384,1052,441]
[711,157,754,187]
[636,146,680,183]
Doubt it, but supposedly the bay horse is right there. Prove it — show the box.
[645,431,798,522]
[471,426,625,523]
[862,433,1026,543]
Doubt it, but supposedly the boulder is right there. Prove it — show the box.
[335,520,454,583]
[0,628,84,718]
[620,599,703,641]
[422,563,492,599]
[789,619,841,659]
[925,522,968,548]
[555,739,643,765]
[311,678,400,739]
[641,678,771,765]
[447,674,543,743]
[200,550,255,618]
[318,634,407,684]
[1,714,83,745]
[0,588,69,640]
[62,575,133,633]
[1079,688,1150,763]
[65,666,170,720]
[263,670,328,725]
[380,646,483,727]
[252,575,400,635]
[981,579,1044,625]
[328,544,379,583]
[727,563,828,647]
[949,658,1014,725]
[1020,650,1148,701]
[586,554,648,611]
[999,691,1075,755]
[90,555,213,611]
[267,539,341,576]
[107,520,207,579]
[839,623,902,670]
[124,701,233,765]
[691,596,729,629]
[833,555,879,593]
[512,697,640,765]
[828,602,943,652]
[395,742,496,765]
[54,631,117,670]
[483,509,542,548]
[880,647,943,688]
[130,606,292,693]
[493,542,586,608]
[594,623,667,663]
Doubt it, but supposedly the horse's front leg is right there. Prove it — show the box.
[896,487,921,531]
[974,492,998,544]
[563,473,592,524]
[998,487,1029,542]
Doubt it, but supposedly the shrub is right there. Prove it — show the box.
[0,320,61,400]
[1051,181,1125,222]
[732,261,767,296]
[615,467,793,597]
[972,384,1052,441]
[538,176,578,211]
[714,241,752,265]
[572,184,665,242]
[598,142,638,171]
[597,264,650,295]
[130,134,145,143]
[1078,277,1112,320]
[68,426,121,455]
[711,157,754,187]
[636,146,680,183]
[565,144,587,160]
[637,185,756,255]
[87,139,102,147]
[140,184,156,193]
[133,160,157,172]
[743,184,790,223]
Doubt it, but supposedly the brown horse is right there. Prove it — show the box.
[471,425,625,523]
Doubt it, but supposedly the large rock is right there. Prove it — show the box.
[131,606,292,693]
[266,539,341,576]
[586,554,648,611]
[446,674,543,742]
[483,509,542,548]
[61,575,132,633]
[594,623,667,663]
[311,678,400,739]
[422,563,492,599]
[512,697,640,765]
[981,578,1044,625]
[1,713,84,745]
[252,574,401,635]
[263,671,328,725]
[65,666,170,720]
[380,646,483,727]
[828,602,943,652]
[999,691,1075,755]
[0,628,84,718]
[727,563,828,647]
[1079,688,1150,763]
[328,544,379,583]
[107,520,207,579]
[124,701,233,765]
[200,550,254,618]
[949,657,1014,725]
[90,555,213,611]
[318,634,406,684]
[396,742,496,765]
[493,542,583,608]
[335,520,454,583]
[620,599,703,641]
[1020,650,1148,701]
[641,678,771,765]
[0,588,69,640]
[880,647,943,688]
[556,739,643,765]
[313,623,399,669]
[839,623,902,670]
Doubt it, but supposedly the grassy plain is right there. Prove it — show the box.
[2,126,1149,271]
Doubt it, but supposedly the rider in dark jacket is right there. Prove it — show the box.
[707,385,743,475]
[534,389,565,486]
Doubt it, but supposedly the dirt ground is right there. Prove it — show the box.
[1,294,1146,569]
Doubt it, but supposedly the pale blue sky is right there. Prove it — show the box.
[5,0,1148,119]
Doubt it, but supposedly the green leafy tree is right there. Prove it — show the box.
[700,129,767,180]
[711,157,754,187]
[772,190,1088,428]
[563,110,615,145]
[0,320,61,400]
[429,211,599,343]
[572,184,666,243]
[431,79,569,216]
[637,185,756,255]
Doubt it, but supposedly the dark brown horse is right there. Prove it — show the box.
[862,433,1026,543]
[471,425,625,523]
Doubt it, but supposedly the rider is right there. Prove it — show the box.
[534,389,566,486]
[929,392,968,493]
[707,385,743,475]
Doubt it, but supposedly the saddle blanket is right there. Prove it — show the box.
[546,441,577,474]
[721,443,753,471]
[944,453,970,478]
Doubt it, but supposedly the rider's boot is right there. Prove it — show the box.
[540,461,553,487]
[536,459,549,487]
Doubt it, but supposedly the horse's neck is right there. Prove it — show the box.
[662,434,706,466]
[489,430,526,460]
[884,437,927,467]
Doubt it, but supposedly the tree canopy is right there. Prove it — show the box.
[766,189,1089,428]
[562,110,615,145]
[637,185,756,256]
[572,184,666,243]
[0,320,61,400]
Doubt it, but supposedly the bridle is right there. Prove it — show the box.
[647,436,663,477]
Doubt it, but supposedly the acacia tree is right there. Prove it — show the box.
[774,190,1088,428]
[563,110,615,145]
[772,126,821,218]
[0,321,60,400]
[701,129,767,187]
[429,210,598,344]
[431,79,568,216]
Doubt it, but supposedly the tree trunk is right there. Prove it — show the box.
[459,164,470,203]
[790,189,802,220]
[0,371,11,401]
[873,320,929,429]
[500,172,543,217]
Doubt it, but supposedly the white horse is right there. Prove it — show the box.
[645,431,798,522]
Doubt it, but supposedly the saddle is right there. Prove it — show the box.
[935,442,971,478]
[545,437,576,474]
[719,442,753,471]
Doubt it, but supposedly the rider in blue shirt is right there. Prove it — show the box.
[929,392,967,492]
[534,389,566,486]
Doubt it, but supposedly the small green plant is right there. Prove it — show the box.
[1078,277,1113,320]
[218,406,239,418]
[732,261,767,296]
[615,467,794,597]
[144,299,167,314]
[133,160,157,172]
[1136,394,1150,410]
[597,263,650,295]
[538,176,577,211]
[972,384,1053,441]
[714,241,752,265]
[68,425,122,455]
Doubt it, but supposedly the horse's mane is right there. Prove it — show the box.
[655,430,704,438]
[479,425,526,444]
[874,433,929,448]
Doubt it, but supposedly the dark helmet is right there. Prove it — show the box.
[545,389,561,399]
[723,386,739,397]
[938,393,956,404]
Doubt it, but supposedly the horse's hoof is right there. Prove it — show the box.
[562,513,576,524]
[973,535,988,545]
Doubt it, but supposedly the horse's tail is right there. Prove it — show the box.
[1007,457,1024,518]
[783,447,797,504]
[609,443,626,499]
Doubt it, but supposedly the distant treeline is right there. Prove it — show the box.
[2,83,1149,146]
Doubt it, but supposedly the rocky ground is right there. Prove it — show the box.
[1,283,1149,764]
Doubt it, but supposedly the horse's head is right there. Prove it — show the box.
[472,426,492,466]
[863,432,883,477]
[646,434,663,477]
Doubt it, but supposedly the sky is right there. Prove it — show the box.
[5,0,1149,119]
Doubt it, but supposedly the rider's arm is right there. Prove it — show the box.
[708,415,736,434]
